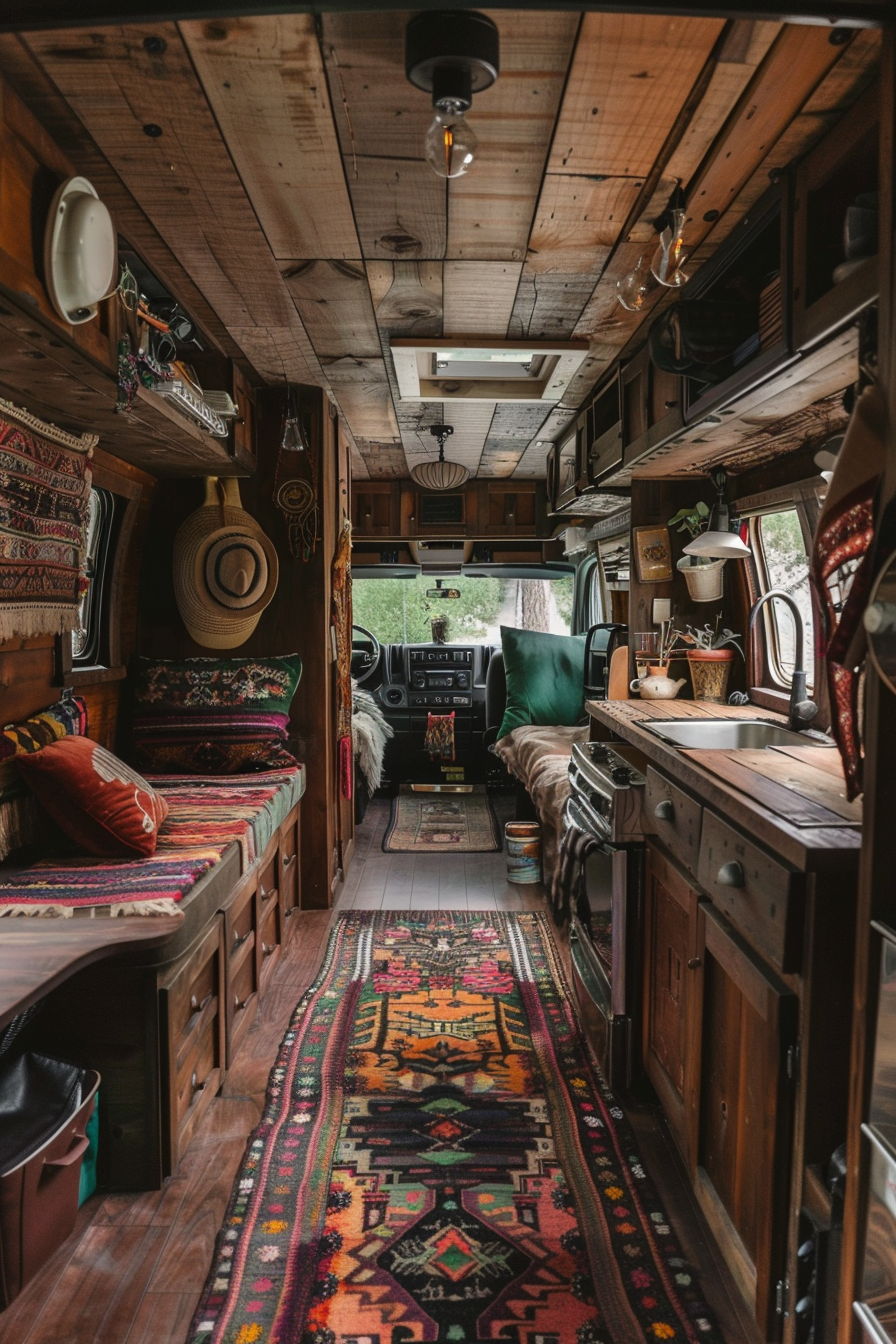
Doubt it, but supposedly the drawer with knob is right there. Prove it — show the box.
[644,767,702,872]
[159,917,225,1168]
[259,885,281,990]
[227,941,259,1064]
[697,810,806,972]
[279,813,300,933]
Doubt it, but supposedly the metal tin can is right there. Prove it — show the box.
[505,821,542,885]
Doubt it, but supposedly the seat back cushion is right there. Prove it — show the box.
[17,736,168,858]
[497,627,587,740]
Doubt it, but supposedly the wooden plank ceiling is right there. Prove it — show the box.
[12,11,881,483]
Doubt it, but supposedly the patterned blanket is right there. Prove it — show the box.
[0,766,304,917]
[0,403,95,642]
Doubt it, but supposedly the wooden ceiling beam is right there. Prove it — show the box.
[179,15,360,261]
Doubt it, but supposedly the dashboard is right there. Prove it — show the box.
[373,644,495,785]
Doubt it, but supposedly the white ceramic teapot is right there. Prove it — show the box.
[630,666,687,700]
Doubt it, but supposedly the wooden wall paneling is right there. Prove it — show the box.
[445,12,579,263]
[838,38,895,1344]
[282,259,382,363]
[335,415,353,878]
[366,261,443,339]
[477,403,553,477]
[442,260,522,333]
[180,15,360,263]
[346,156,447,263]
[508,177,643,340]
[22,24,323,388]
[0,34,247,368]
[0,73,114,368]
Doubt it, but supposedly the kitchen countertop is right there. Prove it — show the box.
[586,698,862,872]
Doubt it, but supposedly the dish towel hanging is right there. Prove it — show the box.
[424,711,455,762]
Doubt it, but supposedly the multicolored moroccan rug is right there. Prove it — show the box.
[187,912,722,1344]
[383,787,500,854]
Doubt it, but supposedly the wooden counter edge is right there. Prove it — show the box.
[0,912,184,1031]
[586,700,862,871]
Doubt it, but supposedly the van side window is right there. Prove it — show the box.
[73,486,115,667]
[748,506,814,691]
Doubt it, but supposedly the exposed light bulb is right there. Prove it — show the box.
[281,393,309,452]
[425,101,477,179]
[651,207,690,288]
[616,254,654,311]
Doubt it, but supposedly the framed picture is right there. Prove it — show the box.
[633,525,673,583]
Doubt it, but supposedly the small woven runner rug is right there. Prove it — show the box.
[383,785,500,853]
[187,911,723,1344]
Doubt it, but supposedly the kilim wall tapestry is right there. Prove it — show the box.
[187,911,723,1344]
[0,399,96,641]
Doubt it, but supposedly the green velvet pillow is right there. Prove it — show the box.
[497,626,587,740]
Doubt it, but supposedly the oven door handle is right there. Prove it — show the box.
[564,793,612,844]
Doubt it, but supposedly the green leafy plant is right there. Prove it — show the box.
[674,616,744,657]
[668,500,710,539]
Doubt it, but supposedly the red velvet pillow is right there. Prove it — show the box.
[17,736,169,858]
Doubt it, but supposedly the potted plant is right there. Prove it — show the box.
[675,619,744,703]
[668,500,726,602]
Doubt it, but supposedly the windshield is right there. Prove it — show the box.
[352,574,574,645]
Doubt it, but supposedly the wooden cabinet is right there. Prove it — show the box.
[643,791,801,1341]
[643,840,703,1169]
[697,902,798,1340]
[792,81,879,352]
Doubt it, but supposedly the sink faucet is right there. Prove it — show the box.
[749,590,818,732]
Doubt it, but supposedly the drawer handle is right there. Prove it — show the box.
[284,906,296,919]
[717,861,746,888]
[189,1070,210,1105]
[687,957,702,970]
[186,992,212,1032]
[234,993,248,1012]
[232,928,252,952]
[262,940,276,958]
[654,800,675,822]
[282,853,295,869]
[260,885,278,905]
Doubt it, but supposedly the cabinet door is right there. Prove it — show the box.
[642,840,702,1171]
[697,901,797,1341]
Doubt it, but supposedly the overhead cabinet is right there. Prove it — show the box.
[352,480,550,540]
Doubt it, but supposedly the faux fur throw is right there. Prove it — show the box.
[352,682,393,794]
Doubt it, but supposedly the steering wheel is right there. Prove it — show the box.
[351,623,382,684]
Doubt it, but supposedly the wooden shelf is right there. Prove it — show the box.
[0,286,250,477]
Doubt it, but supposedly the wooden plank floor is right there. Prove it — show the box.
[0,797,760,1344]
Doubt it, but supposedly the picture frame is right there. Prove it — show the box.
[633,525,673,583]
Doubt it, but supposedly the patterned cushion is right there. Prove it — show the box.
[133,655,302,714]
[0,695,88,794]
[17,735,169,858]
[129,656,302,776]
[130,711,298,776]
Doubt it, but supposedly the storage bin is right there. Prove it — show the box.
[0,1054,100,1309]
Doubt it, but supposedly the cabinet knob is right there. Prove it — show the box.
[654,799,675,822]
[687,957,702,970]
[717,860,746,888]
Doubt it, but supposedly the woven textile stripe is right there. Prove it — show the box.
[0,767,303,916]
[0,411,92,641]
[187,911,722,1344]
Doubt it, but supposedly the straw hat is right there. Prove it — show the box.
[173,479,279,649]
[43,177,118,326]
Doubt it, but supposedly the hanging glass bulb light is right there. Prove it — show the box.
[616,254,654,311]
[405,11,499,181]
[651,207,690,288]
[281,388,309,452]
[425,100,478,179]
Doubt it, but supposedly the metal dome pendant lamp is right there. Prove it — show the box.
[405,10,500,179]
[410,424,470,491]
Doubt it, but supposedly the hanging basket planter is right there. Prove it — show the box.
[676,555,726,602]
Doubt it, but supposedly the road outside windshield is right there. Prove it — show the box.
[352,575,573,644]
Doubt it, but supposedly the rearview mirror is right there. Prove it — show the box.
[426,587,461,599]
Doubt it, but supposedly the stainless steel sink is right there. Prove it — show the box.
[640,718,833,750]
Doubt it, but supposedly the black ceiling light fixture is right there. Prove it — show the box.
[405,10,499,180]
[410,424,470,491]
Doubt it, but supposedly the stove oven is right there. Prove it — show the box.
[565,741,648,1092]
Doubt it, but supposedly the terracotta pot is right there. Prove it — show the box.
[687,647,736,703]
